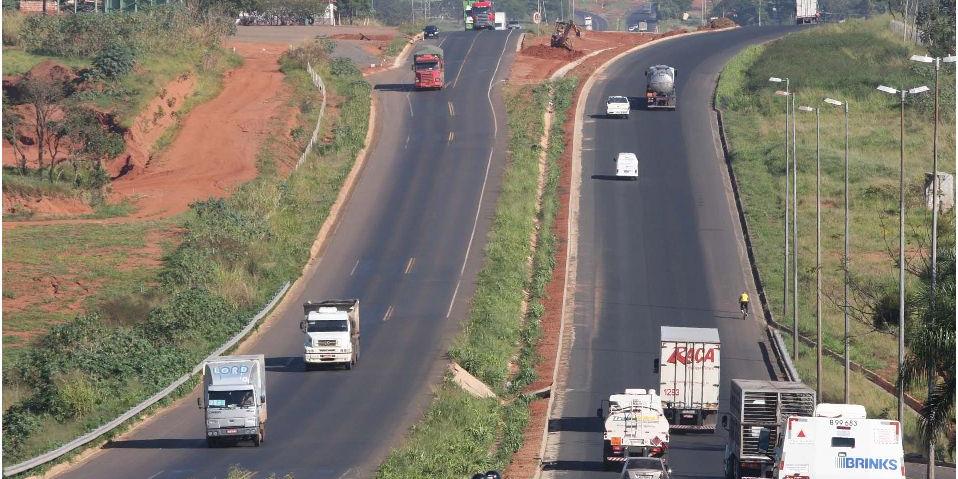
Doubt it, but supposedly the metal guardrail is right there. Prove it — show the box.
[3,281,292,477]
[770,326,801,382]
[295,62,327,170]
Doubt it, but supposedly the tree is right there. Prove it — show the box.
[65,106,124,200]
[916,0,956,57]
[20,71,70,181]
[2,93,30,175]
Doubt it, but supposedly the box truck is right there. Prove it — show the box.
[199,355,267,447]
[653,326,720,430]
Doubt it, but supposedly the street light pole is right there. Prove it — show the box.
[770,78,791,354]
[799,104,821,400]
[825,96,850,403]
[877,83,929,425]
[792,90,799,361]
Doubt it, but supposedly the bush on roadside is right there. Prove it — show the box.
[92,43,136,79]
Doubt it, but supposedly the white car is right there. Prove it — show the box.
[616,152,638,180]
[619,457,672,479]
[606,96,631,118]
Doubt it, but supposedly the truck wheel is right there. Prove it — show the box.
[344,359,352,370]
[207,437,217,448]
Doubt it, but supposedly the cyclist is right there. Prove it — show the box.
[739,291,750,318]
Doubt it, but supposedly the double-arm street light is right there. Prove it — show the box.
[770,77,799,361]
[876,83,930,425]
[798,104,821,401]
[823,97,850,403]
[909,53,956,479]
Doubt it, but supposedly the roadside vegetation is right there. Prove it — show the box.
[378,78,577,478]
[1,40,370,467]
[716,16,955,459]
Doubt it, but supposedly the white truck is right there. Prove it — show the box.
[199,355,267,447]
[300,299,361,370]
[494,11,506,30]
[795,0,818,23]
[616,152,638,180]
[653,326,720,430]
[722,379,816,478]
[772,403,904,479]
[584,16,593,30]
[606,95,631,118]
[597,388,671,469]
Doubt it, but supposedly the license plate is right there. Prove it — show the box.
[226,429,237,434]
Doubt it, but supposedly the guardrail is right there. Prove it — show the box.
[3,281,292,477]
[295,62,327,170]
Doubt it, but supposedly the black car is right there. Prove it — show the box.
[423,25,440,37]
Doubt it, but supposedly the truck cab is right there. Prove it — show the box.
[199,355,267,447]
[301,300,360,369]
[598,388,671,469]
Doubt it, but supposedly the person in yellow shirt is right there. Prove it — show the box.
[739,291,750,318]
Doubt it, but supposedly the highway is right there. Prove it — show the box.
[540,26,798,479]
[53,30,519,479]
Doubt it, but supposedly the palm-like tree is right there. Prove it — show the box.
[899,248,956,454]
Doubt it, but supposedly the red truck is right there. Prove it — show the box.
[469,0,495,29]
[412,46,444,90]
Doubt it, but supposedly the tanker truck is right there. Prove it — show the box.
[597,388,670,469]
[645,65,676,110]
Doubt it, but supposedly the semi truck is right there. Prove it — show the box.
[300,299,361,369]
[795,0,819,23]
[469,0,495,29]
[199,355,267,447]
[494,11,506,30]
[653,326,720,430]
[645,65,677,109]
[772,403,904,479]
[722,379,816,478]
[412,46,444,90]
[597,388,671,469]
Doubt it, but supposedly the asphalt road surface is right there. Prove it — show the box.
[540,26,801,479]
[53,29,519,479]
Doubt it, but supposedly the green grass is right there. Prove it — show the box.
[378,77,577,478]
[716,16,955,460]
[1,48,91,76]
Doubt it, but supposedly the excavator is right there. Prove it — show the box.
[550,19,582,50]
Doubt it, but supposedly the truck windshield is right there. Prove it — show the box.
[208,389,254,408]
[472,6,490,14]
[415,61,440,71]
[307,319,349,332]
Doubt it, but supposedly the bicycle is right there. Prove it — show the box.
[739,300,749,320]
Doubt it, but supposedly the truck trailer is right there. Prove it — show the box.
[654,326,720,430]
[494,11,506,30]
[199,355,267,447]
[795,0,819,23]
[722,379,816,479]
[412,46,445,90]
[598,388,671,469]
[301,299,361,369]
[645,65,677,109]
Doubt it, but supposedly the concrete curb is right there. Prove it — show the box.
[392,33,424,70]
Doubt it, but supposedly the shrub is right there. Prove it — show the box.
[51,371,99,420]
[93,43,136,79]
[330,57,360,77]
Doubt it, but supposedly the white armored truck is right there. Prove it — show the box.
[598,388,671,469]
[199,354,267,447]
[301,299,361,370]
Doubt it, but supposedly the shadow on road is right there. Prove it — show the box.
[105,438,206,449]
[548,416,603,433]
[266,356,303,373]
[542,460,608,472]
[757,341,782,381]
[373,83,416,92]
[592,175,635,181]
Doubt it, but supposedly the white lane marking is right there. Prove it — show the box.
[448,131,455,143]
[452,31,483,89]
[337,467,355,479]
[405,135,410,149]
[350,259,360,276]
[147,472,163,479]
[406,93,414,117]
[382,305,394,322]
[404,257,416,274]
[447,29,514,319]
[448,101,455,116]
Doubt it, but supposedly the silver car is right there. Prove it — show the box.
[619,457,672,479]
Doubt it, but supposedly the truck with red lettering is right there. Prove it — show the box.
[652,326,720,431]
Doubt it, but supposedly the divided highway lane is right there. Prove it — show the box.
[541,27,798,479]
[54,30,518,479]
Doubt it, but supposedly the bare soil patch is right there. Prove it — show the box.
[3,193,93,218]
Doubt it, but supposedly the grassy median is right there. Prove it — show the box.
[378,78,577,478]
[716,17,955,459]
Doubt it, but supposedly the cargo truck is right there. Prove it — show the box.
[300,299,361,369]
[584,16,593,30]
[494,11,506,30]
[772,403,904,479]
[653,326,720,430]
[721,379,816,479]
[412,46,444,90]
[469,0,495,29]
[597,388,671,469]
[198,355,267,447]
[645,65,677,109]
[795,0,819,23]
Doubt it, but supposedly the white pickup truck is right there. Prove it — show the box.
[598,388,671,469]
[606,95,630,118]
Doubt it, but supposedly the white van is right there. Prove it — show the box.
[773,403,904,479]
[616,153,638,180]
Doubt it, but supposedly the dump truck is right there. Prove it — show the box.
[598,388,671,469]
[412,46,444,90]
[645,65,676,109]
[653,326,720,430]
[722,379,816,478]
[199,355,267,447]
[773,403,904,479]
[469,0,495,29]
[300,299,361,369]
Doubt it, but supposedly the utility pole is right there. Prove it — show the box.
[800,104,821,400]
[792,89,798,361]
[770,78,791,353]
[824,97,851,403]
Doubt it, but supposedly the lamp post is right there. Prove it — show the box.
[824,97,850,403]
[799,104,821,401]
[908,53,956,479]
[770,77,793,359]
[876,83,930,425]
